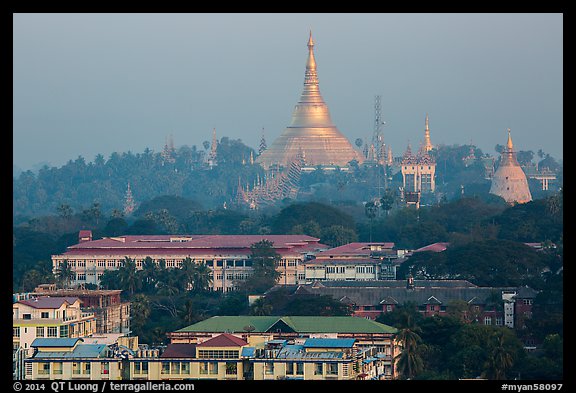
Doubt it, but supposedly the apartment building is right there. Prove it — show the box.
[13,297,96,355]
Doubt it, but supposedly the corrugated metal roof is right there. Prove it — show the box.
[33,344,108,359]
[303,338,356,348]
[178,315,397,334]
[31,338,83,348]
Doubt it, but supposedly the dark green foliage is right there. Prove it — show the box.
[271,202,356,234]
[281,295,352,316]
[398,239,550,287]
[133,195,202,220]
[240,240,282,294]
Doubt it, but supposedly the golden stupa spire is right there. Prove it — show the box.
[506,128,514,151]
[255,31,363,169]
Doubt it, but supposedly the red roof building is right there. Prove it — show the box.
[303,242,405,282]
[52,233,329,292]
[196,333,248,348]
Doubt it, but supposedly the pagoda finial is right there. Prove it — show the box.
[308,30,314,49]
[506,128,513,151]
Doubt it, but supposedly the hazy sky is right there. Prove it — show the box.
[13,13,563,171]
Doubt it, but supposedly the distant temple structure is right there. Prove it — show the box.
[256,32,363,170]
[489,128,532,204]
[400,115,436,194]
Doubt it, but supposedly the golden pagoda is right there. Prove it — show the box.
[257,32,363,169]
[489,128,532,204]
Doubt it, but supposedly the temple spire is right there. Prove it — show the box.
[423,113,433,152]
[255,32,363,169]
[506,128,514,151]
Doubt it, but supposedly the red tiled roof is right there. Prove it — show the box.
[412,242,450,253]
[196,333,248,348]
[18,297,80,309]
[315,242,395,258]
[160,343,197,358]
[62,234,326,257]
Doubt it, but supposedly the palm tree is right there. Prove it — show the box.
[191,263,213,293]
[117,257,140,296]
[179,298,196,326]
[55,259,74,289]
[140,256,159,293]
[180,257,196,291]
[250,297,273,316]
[394,313,424,379]
[482,331,515,380]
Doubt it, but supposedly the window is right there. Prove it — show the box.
[181,362,190,375]
[199,362,209,375]
[53,362,63,375]
[286,362,294,374]
[101,362,109,375]
[265,362,274,375]
[198,350,239,359]
[484,316,492,325]
[296,362,304,375]
[23,313,32,320]
[386,305,393,312]
[72,362,81,375]
[327,363,338,375]
[38,363,50,375]
[314,362,323,375]
[523,299,533,305]
[171,362,180,375]
[60,325,68,338]
[161,362,170,374]
[83,362,91,375]
[225,362,237,375]
[134,362,148,375]
[41,312,49,319]
[47,327,58,337]
[36,327,45,337]
[13,327,20,338]
[496,317,503,326]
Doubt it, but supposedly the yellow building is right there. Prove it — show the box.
[13,297,96,356]
[23,317,400,381]
[25,338,121,380]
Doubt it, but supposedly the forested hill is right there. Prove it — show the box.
[13,138,264,219]
[13,138,562,221]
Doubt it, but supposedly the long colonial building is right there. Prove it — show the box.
[52,231,329,291]
[22,316,400,381]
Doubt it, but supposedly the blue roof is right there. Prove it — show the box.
[303,338,356,348]
[241,347,256,357]
[34,344,108,359]
[31,338,83,348]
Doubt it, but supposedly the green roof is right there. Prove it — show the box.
[176,316,397,334]
[176,316,280,333]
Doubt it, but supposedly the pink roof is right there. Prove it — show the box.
[306,258,382,265]
[18,297,80,309]
[413,242,450,253]
[62,234,326,258]
[197,333,248,348]
[315,242,395,259]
